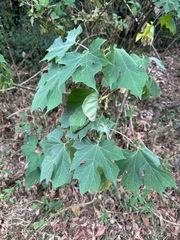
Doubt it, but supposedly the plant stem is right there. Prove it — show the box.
[110,90,129,138]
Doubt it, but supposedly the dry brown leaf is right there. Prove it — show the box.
[71,206,81,217]
[141,215,150,226]
[133,222,144,240]
[95,225,107,237]
[94,206,101,218]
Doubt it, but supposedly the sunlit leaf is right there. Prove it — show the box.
[82,92,98,121]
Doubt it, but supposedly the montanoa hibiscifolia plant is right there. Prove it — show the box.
[21,25,176,195]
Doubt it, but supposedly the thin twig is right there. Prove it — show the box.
[151,44,161,60]
[12,83,36,91]
[127,4,155,52]
[152,210,180,226]
[90,0,115,32]
[0,67,47,92]
[163,35,180,55]
[122,0,139,23]
[111,129,135,145]
[7,107,31,119]
[110,90,129,138]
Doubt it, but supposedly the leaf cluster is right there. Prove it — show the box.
[21,26,176,195]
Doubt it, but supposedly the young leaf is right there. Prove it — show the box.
[116,146,176,194]
[103,47,148,98]
[131,54,165,71]
[40,127,71,189]
[160,14,176,34]
[43,25,82,62]
[82,92,98,122]
[67,122,93,141]
[92,116,115,137]
[71,138,125,194]
[136,22,154,46]
[59,107,74,128]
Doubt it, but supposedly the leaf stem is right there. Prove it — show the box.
[111,129,135,146]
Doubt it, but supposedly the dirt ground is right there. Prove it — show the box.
[0,48,179,239]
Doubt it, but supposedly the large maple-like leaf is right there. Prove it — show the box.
[32,63,73,112]
[40,126,71,189]
[71,138,125,194]
[116,146,176,194]
[58,38,106,90]
[43,26,82,62]
[103,47,148,97]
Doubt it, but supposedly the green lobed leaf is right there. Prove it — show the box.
[160,14,176,34]
[152,0,179,14]
[64,0,74,6]
[32,63,70,113]
[103,47,148,97]
[59,107,74,128]
[82,92,99,122]
[25,153,44,175]
[71,138,125,194]
[21,135,38,156]
[40,126,71,189]
[58,38,106,90]
[43,25,82,62]
[21,135,43,187]
[131,54,165,71]
[116,146,176,194]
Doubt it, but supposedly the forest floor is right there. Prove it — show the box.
[0,48,179,240]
